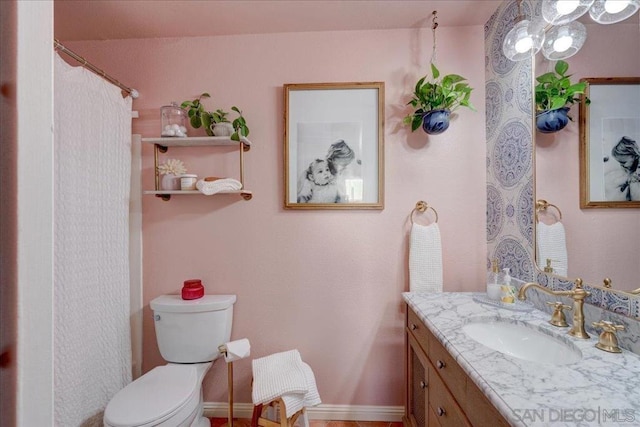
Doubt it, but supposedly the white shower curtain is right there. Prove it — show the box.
[53,53,132,426]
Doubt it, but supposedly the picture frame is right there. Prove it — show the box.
[283,82,385,210]
[579,77,640,208]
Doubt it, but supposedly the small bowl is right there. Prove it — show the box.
[486,284,502,301]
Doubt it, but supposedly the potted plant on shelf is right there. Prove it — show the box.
[180,93,250,141]
[404,62,475,135]
[535,60,589,134]
[211,108,234,137]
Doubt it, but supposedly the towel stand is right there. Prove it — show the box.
[251,399,306,427]
[410,200,439,224]
[535,199,562,221]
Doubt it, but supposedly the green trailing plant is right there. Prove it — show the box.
[181,92,214,135]
[212,108,230,123]
[180,93,250,139]
[404,62,475,132]
[230,106,249,141]
[535,60,589,117]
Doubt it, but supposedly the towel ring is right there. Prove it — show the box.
[535,199,562,221]
[410,201,439,224]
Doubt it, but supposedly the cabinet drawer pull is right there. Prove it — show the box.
[419,380,427,389]
[410,323,418,330]
[437,407,446,417]
[436,360,446,369]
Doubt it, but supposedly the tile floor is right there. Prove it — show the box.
[210,418,403,427]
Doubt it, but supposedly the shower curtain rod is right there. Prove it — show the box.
[54,39,139,99]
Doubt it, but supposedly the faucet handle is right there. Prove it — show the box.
[546,301,571,327]
[592,320,625,353]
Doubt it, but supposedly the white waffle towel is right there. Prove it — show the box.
[409,222,443,292]
[252,350,321,417]
[536,222,568,276]
[196,178,242,195]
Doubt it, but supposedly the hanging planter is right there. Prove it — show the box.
[403,11,475,136]
[422,109,451,135]
[535,60,589,134]
[536,107,570,133]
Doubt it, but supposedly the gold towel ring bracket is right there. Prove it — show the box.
[536,199,562,221]
[411,201,439,224]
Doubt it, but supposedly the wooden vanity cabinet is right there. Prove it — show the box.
[404,306,509,427]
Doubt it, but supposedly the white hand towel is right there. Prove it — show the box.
[196,178,242,195]
[409,222,443,292]
[536,222,568,276]
[252,350,308,406]
[223,338,251,363]
[280,362,322,417]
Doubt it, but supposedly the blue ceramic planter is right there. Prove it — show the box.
[536,107,570,133]
[422,109,451,135]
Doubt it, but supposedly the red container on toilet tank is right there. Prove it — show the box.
[181,279,204,300]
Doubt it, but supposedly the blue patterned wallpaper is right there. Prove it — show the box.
[484,0,640,322]
[485,0,535,282]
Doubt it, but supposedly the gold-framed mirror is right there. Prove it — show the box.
[533,17,640,293]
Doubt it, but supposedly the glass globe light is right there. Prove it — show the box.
[542,0,595,25]
[589,0,640,23]
[541,21,587,59]
[503,18,545,61]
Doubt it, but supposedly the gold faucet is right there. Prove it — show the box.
[518,278,591,339]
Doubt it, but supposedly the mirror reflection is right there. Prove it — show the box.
[534,17,640,292]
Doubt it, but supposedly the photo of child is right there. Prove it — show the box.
[297,159,342,203]
[297,139,362,204]
[604,136,640,201]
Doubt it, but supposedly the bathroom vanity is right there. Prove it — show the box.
[403,292,640,427]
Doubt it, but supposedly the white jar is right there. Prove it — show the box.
[180,174,198,191]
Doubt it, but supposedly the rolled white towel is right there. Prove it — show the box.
[196,178,242,195]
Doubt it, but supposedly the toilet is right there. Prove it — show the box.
[104,294,237,427]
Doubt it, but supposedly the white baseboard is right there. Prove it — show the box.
[203,402,404,422]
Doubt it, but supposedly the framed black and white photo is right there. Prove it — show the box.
[580,77,640,208]
[284,82,384,210]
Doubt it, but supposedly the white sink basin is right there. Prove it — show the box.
[462,319,582,365]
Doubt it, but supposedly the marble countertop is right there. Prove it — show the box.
[403,292,640,427]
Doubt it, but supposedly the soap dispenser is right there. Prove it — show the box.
[500,268,515,303]
[486,260,502,301]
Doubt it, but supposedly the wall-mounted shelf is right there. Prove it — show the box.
[142,136,252,201]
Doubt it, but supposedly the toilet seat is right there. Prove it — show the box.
[104,364,201,427]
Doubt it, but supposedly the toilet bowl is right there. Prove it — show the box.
[104,362,211,427]
[104,294,236,427]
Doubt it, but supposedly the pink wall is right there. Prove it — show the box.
[68,26,487,407]
[535,22,640,291]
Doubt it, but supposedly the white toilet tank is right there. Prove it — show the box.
[150,294,236,363]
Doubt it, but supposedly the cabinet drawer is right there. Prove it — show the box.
[407,308,429,353]
[428,365,471,427]
[465,378,510,427]
[427,331,466,402]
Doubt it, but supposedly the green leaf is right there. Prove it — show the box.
[190,115,202,128]
[202,113,212,129]
[430,62,440,80]
[554,60,569,76]
[411,114,423,132]
[550,97,567,110]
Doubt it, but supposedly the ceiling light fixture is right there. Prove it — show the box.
[542,0,594,25]
[502,0,545,61]
[504,0,639,62]
[589,0,640,23]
